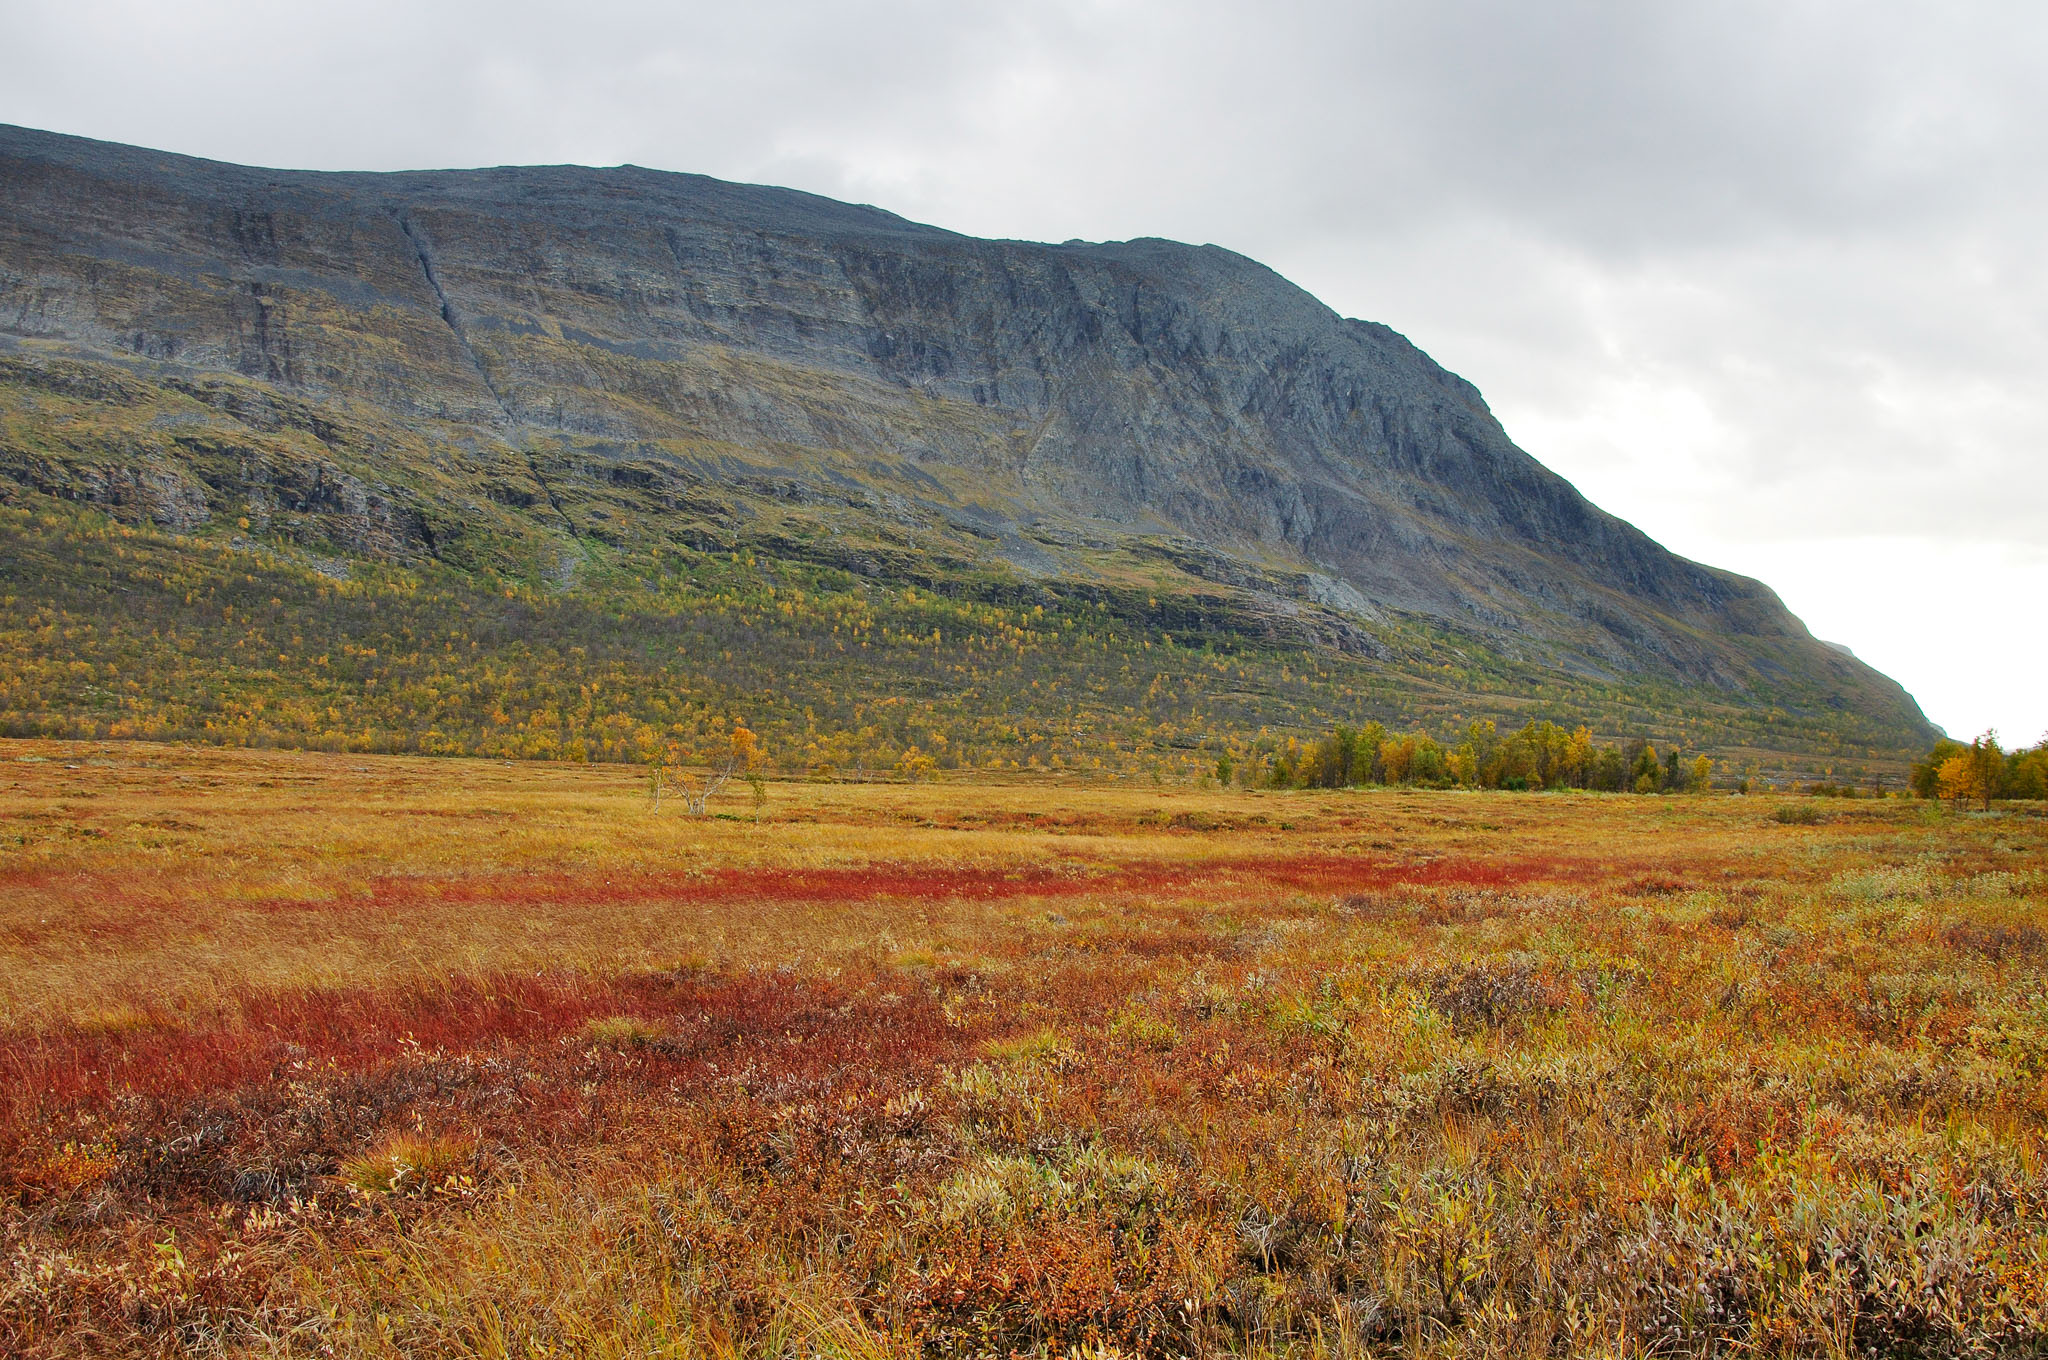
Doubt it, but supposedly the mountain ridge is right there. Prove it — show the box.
[0,124,1937,763]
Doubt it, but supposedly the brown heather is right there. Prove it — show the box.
[2,738,2045,1357]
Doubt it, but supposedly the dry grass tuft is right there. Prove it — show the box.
[74,1004,179,1034]
[584,1013,664,1048]
[981,1026,1069,1065]
[338,1132,477,1197]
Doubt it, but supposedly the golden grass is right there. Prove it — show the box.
[337,1133,478,1198]
[0,737,1904,1024]
[583,1014,664,1048]
[2,737,2044,1357]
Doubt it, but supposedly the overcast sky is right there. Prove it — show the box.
[5,0,2042,744]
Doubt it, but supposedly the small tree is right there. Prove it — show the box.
[1966,731,2004,812]
[895,745,938,781]
[1690,754,1714,793]
[1565,726,1595,789]
[1910,739,1969,799]
[1631,742,1662,794]
[1936,754,1977,809]
[2007,742,2048,799]
[651,725,763,815]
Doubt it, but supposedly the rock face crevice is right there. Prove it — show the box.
[0,123,1934,742]
[393,210,515,426]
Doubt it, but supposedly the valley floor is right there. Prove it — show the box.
[2,741,2045,1357]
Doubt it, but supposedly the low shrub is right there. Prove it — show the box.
[1422,959,1552,1033]
[1941,920,2046,961]
[981,1026,1069,1065]
[1109,1001,1179,1051]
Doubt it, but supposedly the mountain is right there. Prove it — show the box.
[0,125,1936,770]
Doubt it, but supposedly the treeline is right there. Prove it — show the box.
[0,503,1368,777]
[1910,733,2048,808]
[0,499,1919,778]
[1229,719,1716,793]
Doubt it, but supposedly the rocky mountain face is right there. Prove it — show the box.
[0,125,1934,749]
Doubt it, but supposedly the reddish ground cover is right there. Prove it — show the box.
[4,745,2045,1357]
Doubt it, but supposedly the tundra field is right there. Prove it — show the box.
[2,740,2046,1359]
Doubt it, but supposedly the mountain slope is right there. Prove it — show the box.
[0,125,1936,763]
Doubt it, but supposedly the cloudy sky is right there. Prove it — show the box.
[6,0,2042,743]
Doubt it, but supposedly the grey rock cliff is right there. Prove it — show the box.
[0,124,1934,742]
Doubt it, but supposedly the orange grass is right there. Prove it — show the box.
[2,737,2045,1357]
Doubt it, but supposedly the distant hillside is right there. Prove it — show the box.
[0,125,1936,770]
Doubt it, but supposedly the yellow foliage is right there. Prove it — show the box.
[1936,753,1980,805]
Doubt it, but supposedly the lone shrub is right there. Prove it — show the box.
[1424,959,1551,1033]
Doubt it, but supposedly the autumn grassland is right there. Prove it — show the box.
[3,739,2046,1357]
